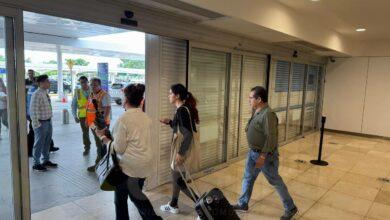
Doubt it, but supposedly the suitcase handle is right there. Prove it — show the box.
[177,165,200,203]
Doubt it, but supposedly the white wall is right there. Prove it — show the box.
[362,57,390,137]
[323,57,390,137]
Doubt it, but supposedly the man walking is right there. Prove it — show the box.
[30,75,58,171]
[71,76,91,156]
[233,86,298,220]
[85,77,111,172]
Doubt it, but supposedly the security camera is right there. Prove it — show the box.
[293,50,298,58]
[329,56,336,63]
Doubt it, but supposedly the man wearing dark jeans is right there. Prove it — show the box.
[115,177,162,220]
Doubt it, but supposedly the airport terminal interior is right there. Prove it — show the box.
[1,0,390,220]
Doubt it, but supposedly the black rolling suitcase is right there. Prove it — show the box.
[195,188,240,220]
[177,166,240,220]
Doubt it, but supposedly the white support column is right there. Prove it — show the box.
[57,45,64,101]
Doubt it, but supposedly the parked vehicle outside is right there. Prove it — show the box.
[49,79,72,94]
[109,83,125,105]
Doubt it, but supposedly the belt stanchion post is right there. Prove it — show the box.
[310,116,329,166]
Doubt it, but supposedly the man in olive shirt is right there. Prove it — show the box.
[233,86,297,220]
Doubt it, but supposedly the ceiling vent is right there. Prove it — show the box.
[149,0,225,19]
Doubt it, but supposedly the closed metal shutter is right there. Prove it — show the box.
[157,37,187,185]
[269,60,291,143]
[189,48,227,170]
[287,63,306,140]
[227,54,242,159]
[238,55,266,156]
[303,65,320,132]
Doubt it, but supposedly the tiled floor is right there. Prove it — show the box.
[31,131,390,219]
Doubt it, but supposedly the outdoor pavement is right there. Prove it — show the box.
[0,94,124,218]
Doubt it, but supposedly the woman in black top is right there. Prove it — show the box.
[159,83,199,214]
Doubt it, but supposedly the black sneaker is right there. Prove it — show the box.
[280,207,298,220]
[87,165,95,172]
[42,161,58,168]
[83,149,90,156]
[232,204,248,213]
[50,146,60,152]
[33,164,47,172]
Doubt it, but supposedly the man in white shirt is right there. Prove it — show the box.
[30,75,58,172]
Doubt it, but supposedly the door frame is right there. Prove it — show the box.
[0,4,29,220]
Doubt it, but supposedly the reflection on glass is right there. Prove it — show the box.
[287,63,306,140]
[238,56,266,155]
[303,65,319,132]
[227,54,241,159]
[189,48,227,169]
[0,16,14,220]
[269,60,290,143]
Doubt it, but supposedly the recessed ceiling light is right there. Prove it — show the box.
[310,0,320,2]
[356,28,366,32]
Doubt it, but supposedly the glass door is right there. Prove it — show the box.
[0,6,28,220]
[286,62,306,140]
[237,55,267,156]
[303,65,320,133]
[189,47,228,170]
[269,60,291,143]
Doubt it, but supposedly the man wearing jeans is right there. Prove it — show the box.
[233,86,298,220]
[30,75,58,172]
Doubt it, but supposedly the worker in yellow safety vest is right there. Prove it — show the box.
[86,77,111,172]
[71,76,91,156]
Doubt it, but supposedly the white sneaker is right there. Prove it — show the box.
[160,203,179,214]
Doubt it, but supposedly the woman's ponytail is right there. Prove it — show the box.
[186,92,199,124]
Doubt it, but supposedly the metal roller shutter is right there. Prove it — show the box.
[227,54,242,159]
[303,65,320,132]
[189,48,227,170]
[269,60,291,143]
[157,37,187,185]
[287,62,306,140]
[238,55,266,156]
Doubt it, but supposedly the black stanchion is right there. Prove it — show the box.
[310,116,329,166]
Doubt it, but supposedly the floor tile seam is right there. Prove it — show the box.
[43,201,90,216]
[298,176,334,218]
[316,187,374,218]
[363,200,377,218]
[347,169,390,181]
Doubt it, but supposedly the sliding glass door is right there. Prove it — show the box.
[189,48,228,170]
[0,6,28,220]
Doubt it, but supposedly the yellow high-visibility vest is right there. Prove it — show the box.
[76,89,88,118]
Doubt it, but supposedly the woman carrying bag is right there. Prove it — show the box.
[96,84,162,220]
[159,83,200,215]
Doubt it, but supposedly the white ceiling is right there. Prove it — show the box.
[277,0,390,41]
[23,11,127,38]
